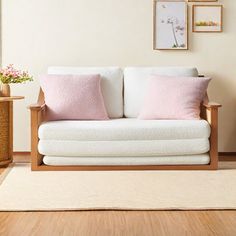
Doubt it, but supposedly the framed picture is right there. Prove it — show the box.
[192,5,223,32]
[153,1,188,50]
[188,0,217,2]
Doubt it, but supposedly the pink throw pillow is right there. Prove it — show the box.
[138,76,211,120]
[40,74,109,120]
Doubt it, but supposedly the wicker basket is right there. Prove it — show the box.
[0,102,10,163]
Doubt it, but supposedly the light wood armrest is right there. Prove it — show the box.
[29,90,46,169]
[203,102,222,109]
[201,102,221,121]
[28,103,46,111]
[201,101,221,170]
[28,88,46,111]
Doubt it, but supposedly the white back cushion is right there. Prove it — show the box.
[48,67,123,118]
[124,67,199,118]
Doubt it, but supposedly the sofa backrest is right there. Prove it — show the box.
[123,67,199,118]
[47,66,199,119]
[48,67,124,118]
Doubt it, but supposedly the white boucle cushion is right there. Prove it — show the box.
[43,155,210,166]
[38,139,209,157]
[47,67,123,118]
[124,67,199,118]
[38,119,210,141]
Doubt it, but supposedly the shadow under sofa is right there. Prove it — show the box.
[29,67,221,171]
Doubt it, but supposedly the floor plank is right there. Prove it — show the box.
[0,154,235,236]
[0,211,236,236]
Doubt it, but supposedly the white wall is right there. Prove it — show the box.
[2,0,236,152]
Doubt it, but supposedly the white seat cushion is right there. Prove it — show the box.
[38,119,210,157]
[38,139,209,157]
[39,119,210,141]
[123,67,199,118]
[43,155,210,166]
[47,67,123,118]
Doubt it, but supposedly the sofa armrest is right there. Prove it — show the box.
[201,101,221,169]
[203,102,222,109]
[28,102,45,169]
[201,102,221,121]
[28,103,46,111]
[28,88,46,111]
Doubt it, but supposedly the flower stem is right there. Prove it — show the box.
[171,22,179,47]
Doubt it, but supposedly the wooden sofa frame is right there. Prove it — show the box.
[29,89,221,171]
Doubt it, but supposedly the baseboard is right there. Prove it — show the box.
[219,152,236,156]
[13,152,30,155]
[219,152,236,162]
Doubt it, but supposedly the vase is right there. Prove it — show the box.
[0,84,11,97]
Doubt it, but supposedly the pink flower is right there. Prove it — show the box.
[0,64,33,84]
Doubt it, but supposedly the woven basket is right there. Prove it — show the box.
[0,102,10,162]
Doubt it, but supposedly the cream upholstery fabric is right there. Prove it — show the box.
[39,119,210,141]
[123,67,198,117]
[38,139,209,157]
[47,67,123,118]
[43,154,210,166]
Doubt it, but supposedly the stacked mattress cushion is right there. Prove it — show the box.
[39,118,210,165]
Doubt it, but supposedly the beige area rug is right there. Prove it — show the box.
[0,162,236,211]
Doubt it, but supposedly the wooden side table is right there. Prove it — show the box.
[0,96,24,166]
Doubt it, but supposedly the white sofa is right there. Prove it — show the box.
[29,67,221,171]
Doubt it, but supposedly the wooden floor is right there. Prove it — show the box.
[0,154,235,236]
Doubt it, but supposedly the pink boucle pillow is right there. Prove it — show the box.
[138,76,211,120]
[40,74,109,121]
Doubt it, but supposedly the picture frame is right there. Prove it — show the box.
[192,5,223,32]
[188,0,218,2]
[153,1,188,50]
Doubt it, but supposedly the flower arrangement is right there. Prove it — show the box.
[0,64,33,84]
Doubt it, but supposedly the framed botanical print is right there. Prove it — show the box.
[153,1,188,50]
[192,5,223,32]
